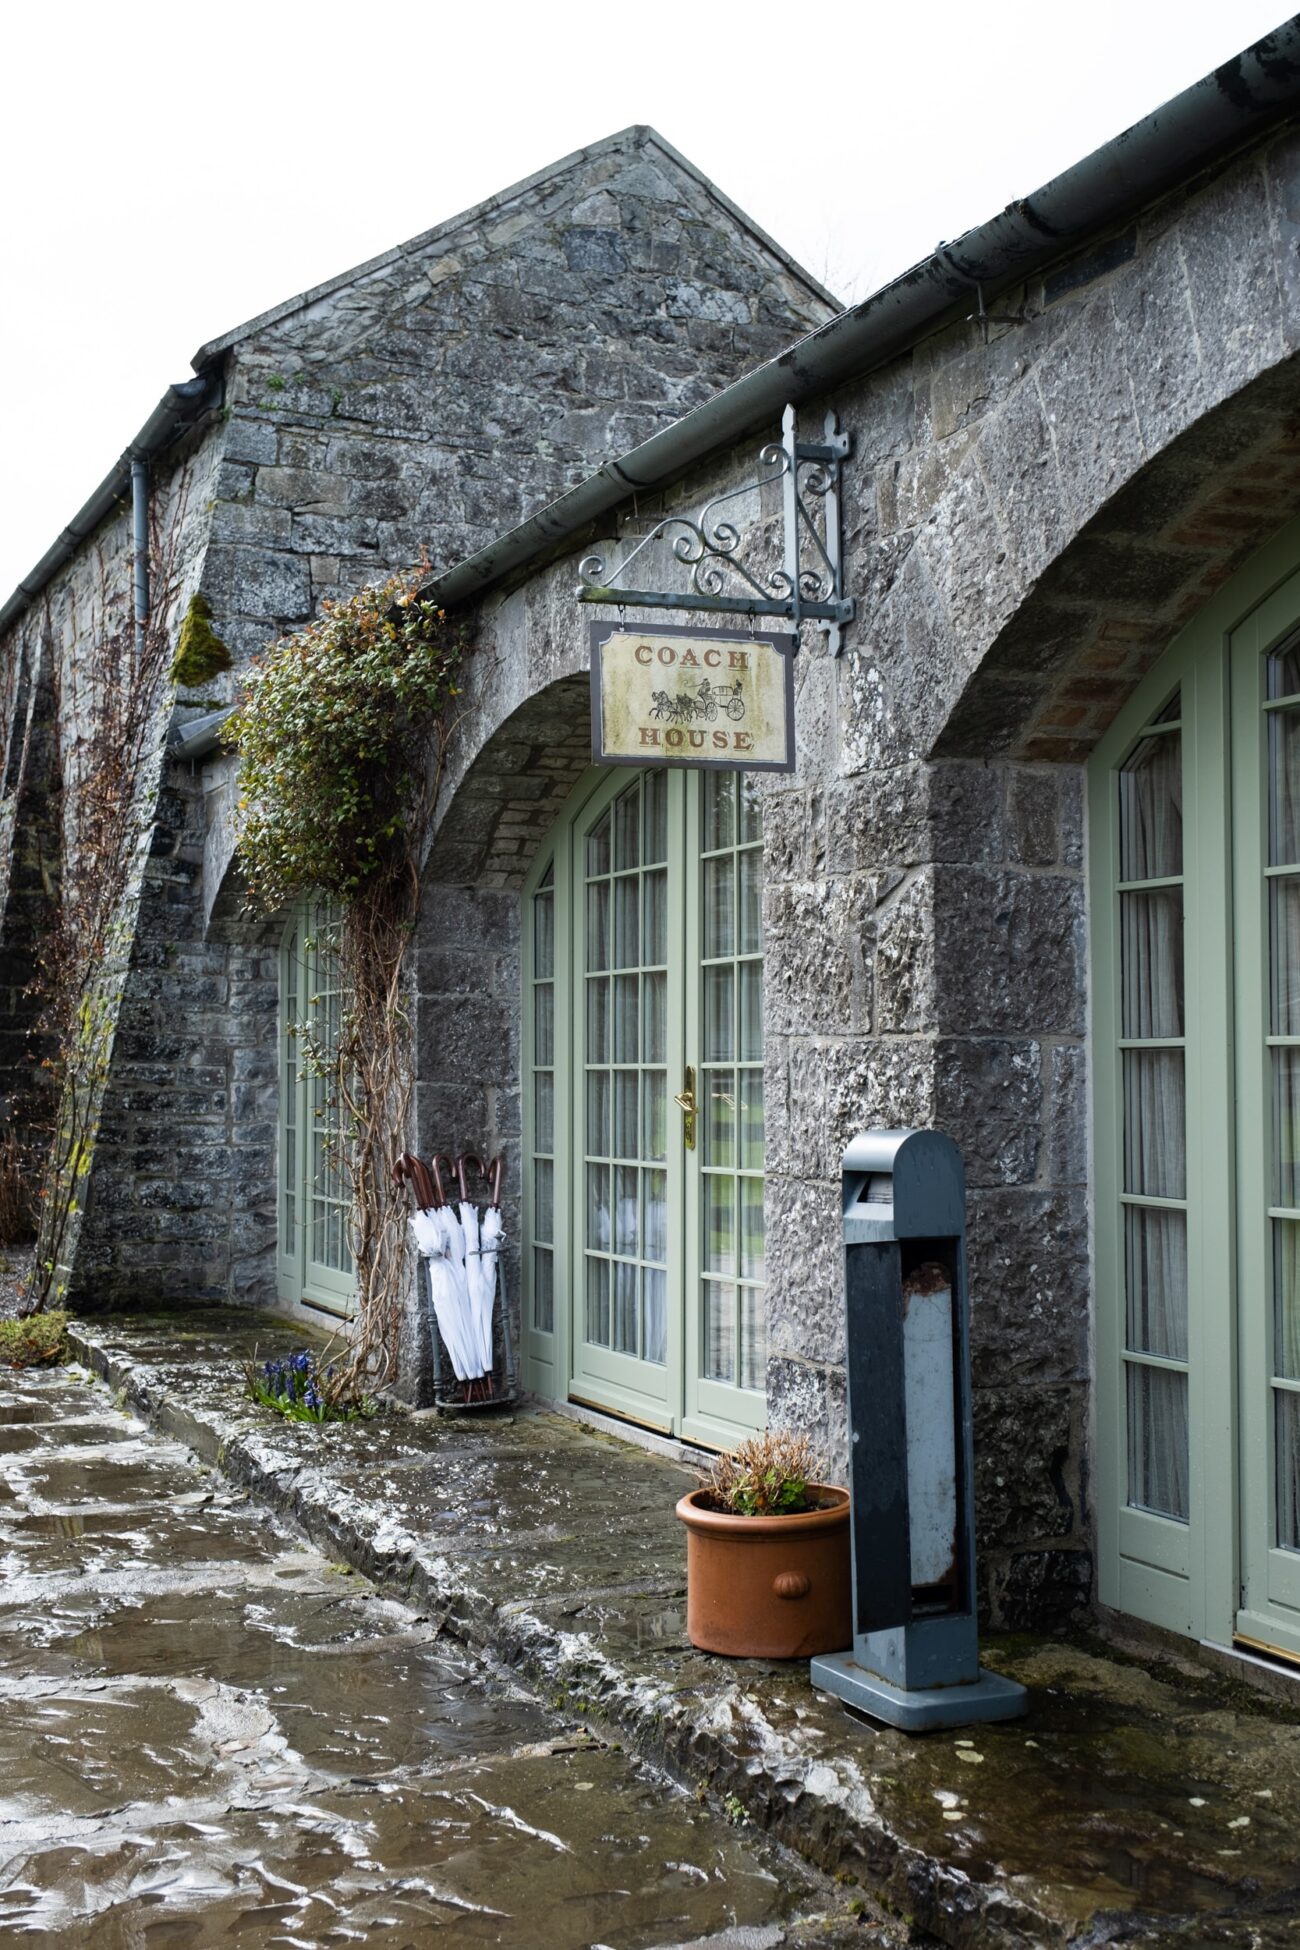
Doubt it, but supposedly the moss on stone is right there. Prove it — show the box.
[171,595,231,689]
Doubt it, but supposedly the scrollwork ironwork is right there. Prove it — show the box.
[576,405,855,654]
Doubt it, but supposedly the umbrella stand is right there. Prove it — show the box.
[396,1147,517,1412]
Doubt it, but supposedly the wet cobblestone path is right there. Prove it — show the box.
[0,1364,877,1948]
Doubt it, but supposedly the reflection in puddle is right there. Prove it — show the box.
[0,1365,828,1948]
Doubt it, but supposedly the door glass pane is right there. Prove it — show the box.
[614,1260,638,1354]
[586,1257,611,1346]
[705,1071,735,1168]
[587,1071,610,1155]
[644,869,667,966]
[1127,1364,1189,1520]
[1122,1051,1186,1199]
[1270,706,1300,867]
[1267,629,1300,700]
[613,975,639,1061]
[586,1165,610,1249]
[533,1249,554,1334]
[740,1177,765,1283]
[643,971,666,1063]
[1274,1219,1300,1380]
[644,1269,667,1366]
[534,1071,554,1153]
[738,961,763,1062]
[615,877,640,968]
[534,1159,554,1244]
[586,883,610,970]
[534,883,554,979]
[1273,1049,1300,1209]
[643,1072,666,1162]
[1119,724,1182,880]
[1120,890,1184,1038]
[586,979,609,1063]
[615,786,640,872]
[705,1175,735,1275]
[738,849,762,955]
[704,965,734,1060]
[704,856,735,957]
[705,772,735,851]
[1124,1206,1187,1361]
[739,774,762,845]
[1270,877,1300,1034]
[740,1284,766,1392]
[704,1282,736,1383]
[644,1170,667,1261]
[614,1073,638,1158]
[1277,1393,1300,1551]
[740,1072,764,1170]
[586,811,610,877]
[644,769,668,864]
[615,1166,639,1254]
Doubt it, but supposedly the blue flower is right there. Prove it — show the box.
[292,1351,311,1375]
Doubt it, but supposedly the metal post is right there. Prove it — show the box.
[811,1129,1028,1731]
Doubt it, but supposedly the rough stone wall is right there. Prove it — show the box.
[0,431,221,1292]
[423,118,1300,1628]
[0,129,835,1315]
[191,128,835,684]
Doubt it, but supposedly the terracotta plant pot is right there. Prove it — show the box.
[675,1484,852,1658]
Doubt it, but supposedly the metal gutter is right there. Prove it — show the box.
[167,707,232,762]
[426,19,1300,611]
[0,374,221,638]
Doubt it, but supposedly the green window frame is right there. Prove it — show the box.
[277,901,354,1318]
[521,765,767,1448]
[1091,512,1300,1658]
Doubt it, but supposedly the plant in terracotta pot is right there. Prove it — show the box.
[675,1430,851,1658]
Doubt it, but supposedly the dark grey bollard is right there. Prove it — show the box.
[810,1129,1027,1731]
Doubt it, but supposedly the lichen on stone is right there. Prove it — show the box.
[171,594,232,689]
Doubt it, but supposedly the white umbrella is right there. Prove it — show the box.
[473,1155,505,1375]
[457,1155,486,1374]
[408,1207,476,1382]
[476,1204,503,1373]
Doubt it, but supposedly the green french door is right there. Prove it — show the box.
[1091,515,1300,1660]
[277,904,354,1318]
[522,765,767,1448]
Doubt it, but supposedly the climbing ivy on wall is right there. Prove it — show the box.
[226,567,466,1394]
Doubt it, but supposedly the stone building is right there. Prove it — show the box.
[0,127,834,1316]
[7,20,1300,1674]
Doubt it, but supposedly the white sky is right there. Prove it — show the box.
[1,0,1290,599]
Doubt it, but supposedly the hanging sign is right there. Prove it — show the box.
[589,621,796,773]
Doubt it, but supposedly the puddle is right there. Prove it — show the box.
[0,1365,846,1948]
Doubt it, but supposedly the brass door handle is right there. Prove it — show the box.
[674,1065,697,1151]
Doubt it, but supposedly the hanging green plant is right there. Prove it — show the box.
[171,592,232,688]
[224,564,467,1397]
[224,566,463,912]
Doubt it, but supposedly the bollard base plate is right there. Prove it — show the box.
[811,1651,1028,1731]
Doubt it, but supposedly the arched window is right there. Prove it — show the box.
[521,766,766,1448]
[277,902,353,1317]
[1091,516,1300,1659]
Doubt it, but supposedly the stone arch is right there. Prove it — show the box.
[935,357,1300,763]
[412,675,595,1358]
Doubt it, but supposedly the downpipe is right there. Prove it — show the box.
[130,457,149,654]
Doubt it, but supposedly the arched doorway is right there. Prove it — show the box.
[1090,513,1300,1660]
[522,764,767,1448]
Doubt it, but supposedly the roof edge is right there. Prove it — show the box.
[0,376,220,640]
[189,125,836,372]
[425,20,1300,613]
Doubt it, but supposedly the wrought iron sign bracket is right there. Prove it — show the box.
[577,404,856,656]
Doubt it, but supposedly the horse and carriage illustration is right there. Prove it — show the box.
[648,677,747,726]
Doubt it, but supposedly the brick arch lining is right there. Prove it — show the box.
[937,357,1300,763]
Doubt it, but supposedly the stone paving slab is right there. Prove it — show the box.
[66,1311,1300,1950]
